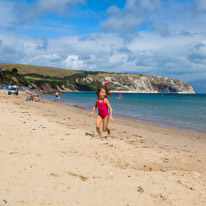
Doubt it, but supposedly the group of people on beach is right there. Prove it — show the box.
[25,91,41,102]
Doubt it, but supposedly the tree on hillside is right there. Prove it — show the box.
[0,68,5,82]
[12,68,18,74]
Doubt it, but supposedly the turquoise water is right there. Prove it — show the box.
[43,92,206,134]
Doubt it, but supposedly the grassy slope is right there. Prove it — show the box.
[0,62,146,78]
[0,63,80,78]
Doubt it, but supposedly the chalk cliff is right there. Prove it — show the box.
[79,75,195,93]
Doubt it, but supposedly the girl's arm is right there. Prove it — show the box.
[89,99,97,116]
[105,98,114,122]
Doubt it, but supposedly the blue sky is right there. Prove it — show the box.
[0,0,206,93]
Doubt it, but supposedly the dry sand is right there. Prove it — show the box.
[0,89,206,206]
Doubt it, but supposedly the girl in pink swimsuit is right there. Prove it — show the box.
[89,85,114,141]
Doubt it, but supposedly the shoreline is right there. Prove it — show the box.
[114,113,206,135]
[111,90,196,94]
[70,102,206,135]
[42,93,206,136]
[1,89,206,206]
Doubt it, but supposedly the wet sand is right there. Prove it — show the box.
[0,89,206,206]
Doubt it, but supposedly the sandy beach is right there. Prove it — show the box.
[0,89,206,206]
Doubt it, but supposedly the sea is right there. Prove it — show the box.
[42,92,206,134]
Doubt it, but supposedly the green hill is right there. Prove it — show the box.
[0,62,80,78]
[0,62,144,78]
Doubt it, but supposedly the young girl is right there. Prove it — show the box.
[89,85,114,140]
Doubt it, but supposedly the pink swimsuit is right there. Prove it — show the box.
[97,98,109,119]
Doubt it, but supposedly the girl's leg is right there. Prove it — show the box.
[102,115,111,136]
[96,115,103,140]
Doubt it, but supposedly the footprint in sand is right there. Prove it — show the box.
[67,171,89,181]
[49,173,59,178]
[137,186,144,193]
[85,132,93,137]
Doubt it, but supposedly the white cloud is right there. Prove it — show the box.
[149,23,170,36]
[12,0,85,26]
[63,55,84,69]
[32,53,61,61]
[101,0,161,33]
[1,29,206,92]
[0,30,205,79]
[0,34,27,62]
[125,0,161,11]
[35,0,85,16]
[63,55,97,70]
[188,42,206,65]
